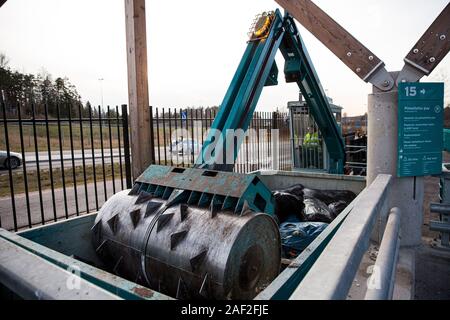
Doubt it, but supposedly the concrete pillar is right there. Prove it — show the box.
[367,89,423,247]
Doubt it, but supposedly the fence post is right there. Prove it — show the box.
[272,112,279,171]
[122,105,133,189]
[1,101,17,231]
[272,111,278,130]
[149,106,155,164]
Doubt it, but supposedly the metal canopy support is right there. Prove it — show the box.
[124,0,154,179]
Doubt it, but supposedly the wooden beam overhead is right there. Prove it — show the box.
[403,2,450,76]
[124,0,154,179]
[275,0,383,81]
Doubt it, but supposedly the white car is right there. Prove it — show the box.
[170,139,202,156]
[0,150,22,169]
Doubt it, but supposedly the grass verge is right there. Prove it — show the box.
[0,163,124,197]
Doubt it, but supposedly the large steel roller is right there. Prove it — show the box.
[92,189,281,299]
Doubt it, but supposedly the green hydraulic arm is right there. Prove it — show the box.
[279,14,345,173]
[195,9,345,173]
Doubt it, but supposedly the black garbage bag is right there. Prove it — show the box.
[279,184,304,198]
[273,191,306,224]
[328,200,348,219]
[303,197,333,223]
[302,188,356,206]
[280,216,328,258]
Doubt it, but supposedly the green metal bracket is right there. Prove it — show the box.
[265,61,279,86]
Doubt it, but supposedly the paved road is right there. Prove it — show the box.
[0,178,128,231]
[2,147,132,174]
[1,149,127,173]
[1,139,291,174]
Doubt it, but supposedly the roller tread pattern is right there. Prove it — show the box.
[93,186,280,300]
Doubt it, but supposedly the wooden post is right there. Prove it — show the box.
[124,0,154,179]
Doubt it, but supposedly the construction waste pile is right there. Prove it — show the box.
[272,184,356,258]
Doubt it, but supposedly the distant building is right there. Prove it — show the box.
[341,114,367,134]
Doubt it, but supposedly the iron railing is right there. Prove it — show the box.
[345,144,367,175]
[0,102,132,232]
[430,165,450,248]
[151,107,292,172]
[1,103,292,232]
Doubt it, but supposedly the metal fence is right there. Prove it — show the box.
[343,133,367,175]
[1,103,291,232]
[0,102,132,232]
[151,107,292,172]
[289,105,325,170]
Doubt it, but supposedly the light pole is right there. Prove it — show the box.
[98,78,104,109]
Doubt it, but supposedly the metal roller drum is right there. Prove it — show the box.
[92,189,281,299]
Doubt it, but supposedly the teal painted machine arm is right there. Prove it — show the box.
[195,10,345,174]
[279,15,345,173]
[195,10,286,171]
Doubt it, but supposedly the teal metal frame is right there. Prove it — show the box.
[196,9,345,173]
[0,216,172,300]
[130,9,345,221]
[132,165,275,216]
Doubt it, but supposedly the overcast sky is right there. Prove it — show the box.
[0,0,448,115]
